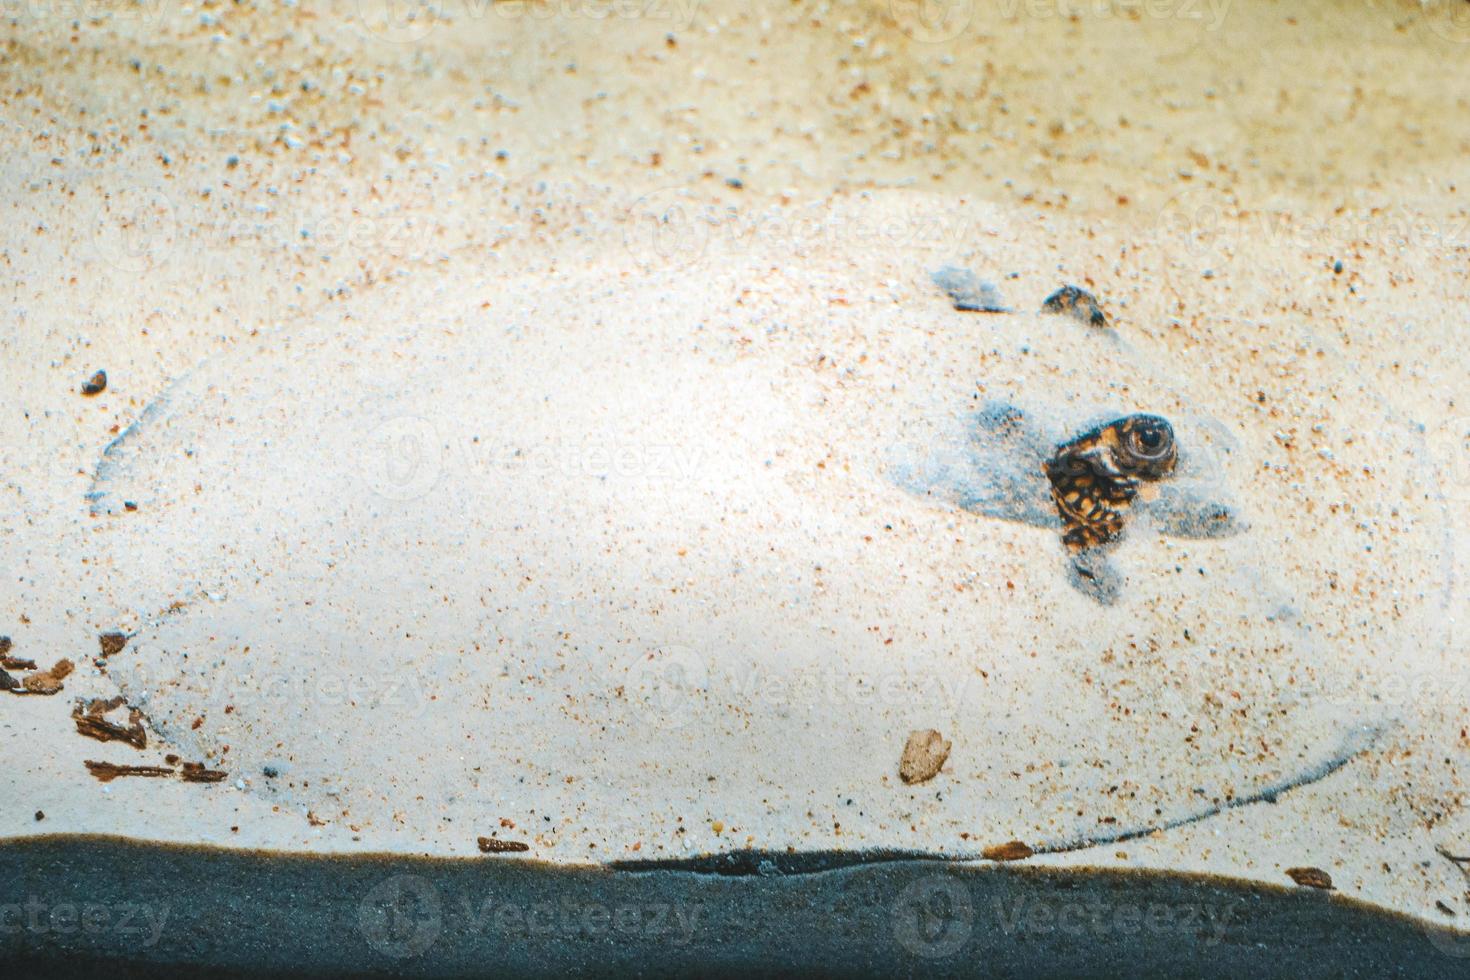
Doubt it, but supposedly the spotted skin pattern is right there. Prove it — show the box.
[1040,285,1109,329]
[1044,414,1177,551]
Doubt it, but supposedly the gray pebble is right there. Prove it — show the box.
[931,266,1008,313]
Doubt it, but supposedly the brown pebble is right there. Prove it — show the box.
[34,811,44,821]
[478,836,531,854]
[81,370,108,396]
[22,658,74,695]
[98,632,128,657]
[1285,867,1334,890]
[983,840,1035,862]
[898,729,952,785]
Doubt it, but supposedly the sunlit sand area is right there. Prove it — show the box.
[2,0,1468,973]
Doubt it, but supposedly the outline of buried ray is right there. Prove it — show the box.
[73,270,1454,866]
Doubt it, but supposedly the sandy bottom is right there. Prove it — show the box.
[1,0,1467,931]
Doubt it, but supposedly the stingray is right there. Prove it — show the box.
[80,256,1451,862]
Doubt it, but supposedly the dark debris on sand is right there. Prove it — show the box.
[932,266,1008,313]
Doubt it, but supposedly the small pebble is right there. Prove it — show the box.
[1285,866,1334,890]
[22,658,73,695]
[1040,285,1109,328]
[983,840,1035,861]
[81,370,108,396]
[931,266,1008,313]
[899,729,952,784]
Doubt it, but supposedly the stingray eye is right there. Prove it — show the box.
[1126,418,1174,461]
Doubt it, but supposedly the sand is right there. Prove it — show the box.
[1,0,1467,940]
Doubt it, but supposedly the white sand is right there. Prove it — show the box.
[1,0,1467,928]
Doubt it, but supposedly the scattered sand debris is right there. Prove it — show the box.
[21,658,74,696]
[81,370,108,396]
[72,697,148,749]
[1285,867,1334,890]
[1041,284,1109,328]
[85,761,174,783]
[179,762,229,783]
[898,729,952,785]
[478,836,531,854]
[982,840,1035,862]
[98,632,129,657]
